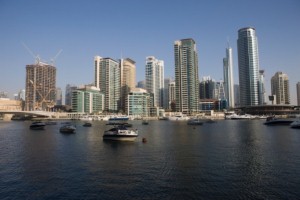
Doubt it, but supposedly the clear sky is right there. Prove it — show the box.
[0,0,299,104]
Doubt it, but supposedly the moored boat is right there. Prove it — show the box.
[108,115,129,121]
[187,118,203,125]
[30,122,46,130]
[60,125,76,133]
[103,125,138,141]
[83,122,92,127]
[290,120,300,129]
[168,114,190,121]
[264,116,294,126]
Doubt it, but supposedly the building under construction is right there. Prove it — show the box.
[25,62,56,111]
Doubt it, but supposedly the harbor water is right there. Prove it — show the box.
[0,120,300,199]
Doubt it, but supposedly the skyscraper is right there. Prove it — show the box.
[145,56,164,108]
[174,38,199,114]
[168,81,176,111]
[297,82,300,106]
[223,46,234,108]
[94,56,120,112]
[25,62,56,111]
[237,27,260,106]
[271,72,290,105]
[258,70,266,105]
[56,87,62,105]
[120,58,136,112]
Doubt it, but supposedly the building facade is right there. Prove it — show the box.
[199,76,215,100]
[168,81,176,111]
[120,58,136,113]
[65,84,77,107]
[258,70,266,105]
[127,88,153,117]
[25,62,56,111]
[56,87,62,105]
[94,56,120,112]
[297,82,300,106]
[145,56,164,108]
[237,27,260,106]
[223,46,235,108]
[174,38,199,114]
[71,85,104,113]
[271,72,290,105]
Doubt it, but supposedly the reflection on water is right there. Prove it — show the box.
[0,120,300,199]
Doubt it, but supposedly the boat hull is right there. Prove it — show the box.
[103,135,138,141]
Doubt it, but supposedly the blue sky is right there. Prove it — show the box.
[0,0,299,104]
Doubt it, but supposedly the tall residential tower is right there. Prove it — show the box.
[271,72,290,105]
[237,27,260,106]
[174,38,199,114]
[145,56,164,108]
[223,46,234,108]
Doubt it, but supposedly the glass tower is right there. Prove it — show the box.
[223,46,235,108]
[237,27,260,106]
[174,38,199,114]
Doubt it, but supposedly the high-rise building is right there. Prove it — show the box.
[25,62,56,111]
[137,80,146,89]
[56,87,62,105]
[199,76,215,100]
[168,81,176,111]
[174,38,199,114]
[271,72,290,105]
[234,84,240,107]
[72,85,104,113]
[163,78,172,109]
[65,84,77,107]
[120,58,136,112]
[258,70,266,105]
[94,56,120,112]
[223,46,235,108]
[297,82,300,106]
[237,27,260,106]
[145,56,164,108]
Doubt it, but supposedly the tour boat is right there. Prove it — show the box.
[108,116,130,121]
[29,121,46,130]
[103,125,138,141]
[83,122,92,127]
[264,116,294,126]
[290,120,300,129]
[60,125,76,133]
[168,114,190,121]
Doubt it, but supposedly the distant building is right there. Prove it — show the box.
[174,38,199,114]
[71,85,104,113]
[237,27,260,106]
[199,76,215,99]
[56,87,62,105]
[145,56,164,108]
[120,58,136,113]
[168,81,176,111]
[94,56,120,112]
[137,80,146,89]
[271,72,290,105]
[297,82,300,106]
[127,88,153,117]
[234,84,240,107]
[65,84,77,107]
[258,70,266,105]
[25,62,56,111]
[223,46,235,108]
[163,78,172,109]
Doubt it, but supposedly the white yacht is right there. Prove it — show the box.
[290,120,300,129]
[168,114,190,121]
[103,125,138,141]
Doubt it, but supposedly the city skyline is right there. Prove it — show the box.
[0,0,299,104]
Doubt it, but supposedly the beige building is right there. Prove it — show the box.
[25,62,56,111]
[271,72,290,105]
[120,58,136,112]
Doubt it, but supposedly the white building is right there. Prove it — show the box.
[145,56,164,108]
[223,46,234,108]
